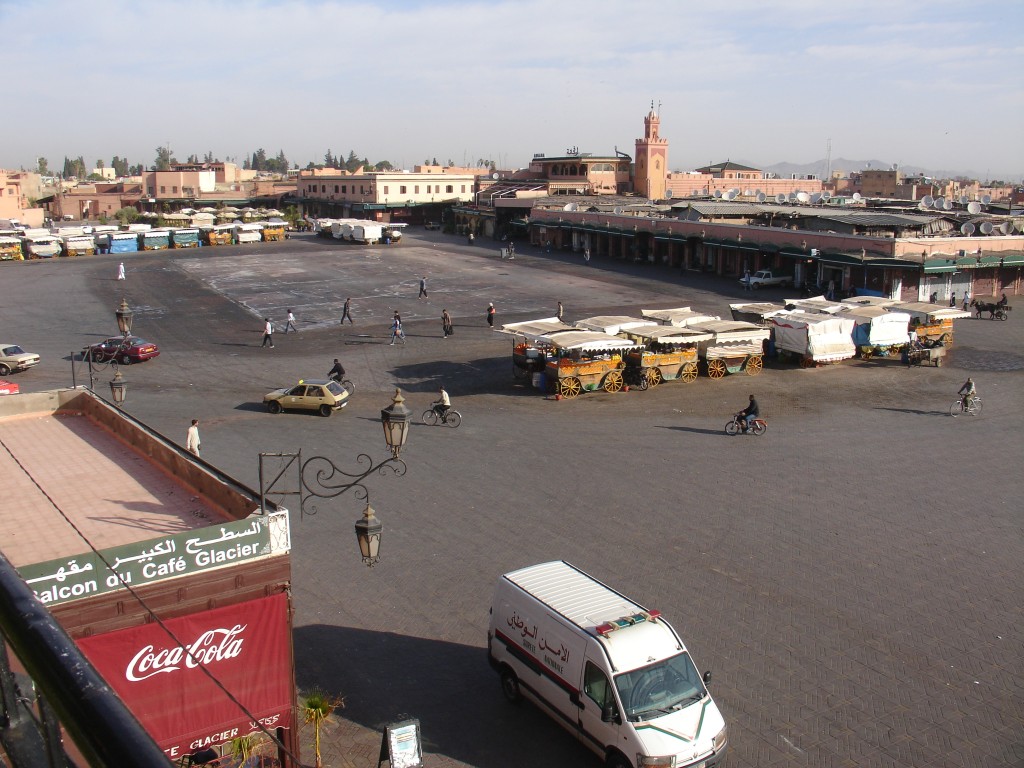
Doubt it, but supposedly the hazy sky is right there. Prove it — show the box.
[3,0,1022,179]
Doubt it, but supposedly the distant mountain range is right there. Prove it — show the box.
[758,157,1012,183]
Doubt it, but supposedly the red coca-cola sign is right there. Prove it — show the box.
[77,593,292,761]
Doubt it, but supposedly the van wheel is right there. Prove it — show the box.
[606,752,632,768]
[500,668,522,704]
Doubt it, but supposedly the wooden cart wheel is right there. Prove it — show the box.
[707,359,727,378]
[800,356,815,368]
[859,348,873,361]
[680,363,698,383]
[939,333,952,344]
[745,355,763,376]
[559,377,582,398]
[888,345,902,355]
[602,370,623,393]
[647,367,663,387]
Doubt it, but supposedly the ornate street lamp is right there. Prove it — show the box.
[108,370,128,406]
[354,503,382,566]
[115,299,134,337]
[380,388,411,458]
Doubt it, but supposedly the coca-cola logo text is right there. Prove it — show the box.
[126,624,247,682]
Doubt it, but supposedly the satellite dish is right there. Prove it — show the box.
[728,188,740,197]
[922,195,934,207]
[979,221,994,235]
[743,189,752,197]
[810,193,822,203]
[942,199,952,210]
[853,192,863,201]
[755,192,767,203]
[821,190,831,200]
[933,197,945,209]
[562,203,574,211]
[960,222,976,235]
[998,222,1011,235]
[796,191,810,203]
[959,195,969,204]
[612,206,623,215]
[788,192,798,202]
[967,201,981,215]
[918,201,929,211]
[567,202,578,212]
[723,190,737,200]
[775,193,786,204]
[981,194,992,205]
[713,190,723,199]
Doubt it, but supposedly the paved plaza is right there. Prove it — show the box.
[5,231,1023,767]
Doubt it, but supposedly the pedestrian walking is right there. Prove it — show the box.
[261,317,275,348]
[186,419,201,456]
[117,262,126,280]
[950,291,956,308]
[827,279,835,301]
[418,276,428,299]
[962,289,971,312]
[340,297,354,324]
[557,301,564,320]
[743,268,751,291]
[487,302,496,328]
[508,241,515,259]
[584,247,591,263]
[442,309,453,338]
[284,309,298,333]
[389,314,405,345]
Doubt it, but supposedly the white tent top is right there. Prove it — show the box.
[688,320,771,344]
[841,296,899,308]
[498,318,576,340]
[538,331,636,351]
[782,296,847,314]
[574,316,653,335]
[623,326,714,344]
[641,307,721,327]
[889,302,972,321]
[729,302,788,320]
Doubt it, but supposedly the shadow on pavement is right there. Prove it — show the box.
[655,424,725,436]
[293,625,594,768]
[873,407,948,417]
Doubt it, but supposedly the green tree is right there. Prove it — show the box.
[373,160,394,171]
[302,688,344,768]
[111,156,129,177]
[36,157,49,175]
[96,158,105,169]
[114,207,140,226]
[345,150,360,172]
[154,146,175,171]
[204,150,215,163]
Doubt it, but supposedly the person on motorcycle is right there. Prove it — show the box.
[739,394,759,431]
[432,386,451,419]
[958,377,976,408]
[327,358,346,382]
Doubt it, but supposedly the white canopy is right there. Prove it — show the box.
[498,318,576,341]
[842,307,912,347]
[641,307,720,327]
[574,315,653,335]
[782,296,847,314]
[889,302,972,321]
[770,314,856,361]
[538,331,636,352]
[623,326,714,344]
[688,320,771,345]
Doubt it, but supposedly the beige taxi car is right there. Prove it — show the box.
[0,344,41,376]
[264,379,350,417]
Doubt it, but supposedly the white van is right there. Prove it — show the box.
[488,561,727,768]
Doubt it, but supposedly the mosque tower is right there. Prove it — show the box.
[634,102,668,200]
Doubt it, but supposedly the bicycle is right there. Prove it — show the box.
[327,372,355,395]
[949,396,982,417]
[422,407,462,428]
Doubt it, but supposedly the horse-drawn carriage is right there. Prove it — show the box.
[970,299,1012,321]
[619,326,712,388]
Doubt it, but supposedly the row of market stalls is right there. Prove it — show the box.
[1,219,292,259]
[500,298,971,397]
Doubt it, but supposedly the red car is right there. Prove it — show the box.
[83,336,160,365]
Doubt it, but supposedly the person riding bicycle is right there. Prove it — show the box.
[327,358,346,382]
[738,394,759,432]
[432,386,451,419]
[958,377,976,408]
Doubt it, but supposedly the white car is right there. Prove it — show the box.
[0,344,40,376]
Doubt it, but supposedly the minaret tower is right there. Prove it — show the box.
[634,101,668,200]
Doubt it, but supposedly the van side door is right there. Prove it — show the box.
[576,657,625,759]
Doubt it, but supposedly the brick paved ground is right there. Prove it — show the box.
[6,232,1022,767]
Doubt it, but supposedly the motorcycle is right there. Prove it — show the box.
[725,412,767,436]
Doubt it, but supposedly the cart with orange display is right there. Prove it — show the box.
[499,317,577,381]
[619,326,713,389]
[540,332,636,398]
[889,302,970,346]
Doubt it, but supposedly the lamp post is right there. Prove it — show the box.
[77,299,135,404]
[115,298,134,337]
[269,389,411,567]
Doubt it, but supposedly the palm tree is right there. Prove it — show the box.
[302,688,344,768]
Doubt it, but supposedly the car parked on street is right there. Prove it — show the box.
[0,344,41,376]
[83,336,160,365]
[263,379,350,417]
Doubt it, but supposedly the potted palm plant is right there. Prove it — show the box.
[302,688,344,768]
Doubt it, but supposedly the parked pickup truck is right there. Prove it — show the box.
[741,269,793,289]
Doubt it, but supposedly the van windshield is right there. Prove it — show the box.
[614,652,706,721]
